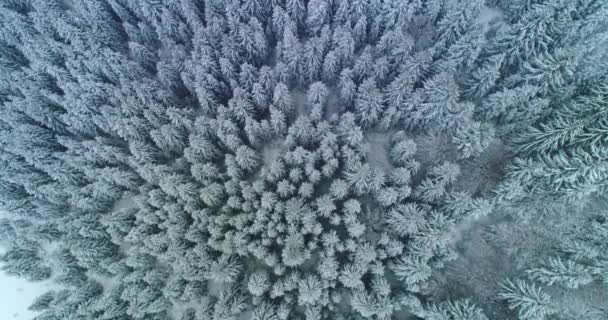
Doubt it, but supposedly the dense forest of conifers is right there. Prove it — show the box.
[0,0,607,319]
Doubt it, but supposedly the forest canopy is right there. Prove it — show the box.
[0,0,607,319]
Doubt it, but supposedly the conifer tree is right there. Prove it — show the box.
[498,279,556,320]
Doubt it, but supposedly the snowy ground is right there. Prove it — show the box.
[363,132,394,171]
[0,211,50,320]
[0,247,52,320]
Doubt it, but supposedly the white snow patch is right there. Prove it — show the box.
[477,6,504,34]
[106,197,138,254]
[170,300,202,320]
[362,132,394,171]
[118,241,134,255]
[238,310,253,320]
[324,88,343,119]
[292,89,309,117]
[261,138,285,167]
[61,0,75,10]
[453,138,509,196]
[111,196,138,212]
[89,273,120,293]
[207,280,223,296]
[39,242,61,264]
[413,133,457,167]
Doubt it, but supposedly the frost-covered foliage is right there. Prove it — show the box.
[426,198,608,320]
[498,279,555,320]
[0,0,607,320]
